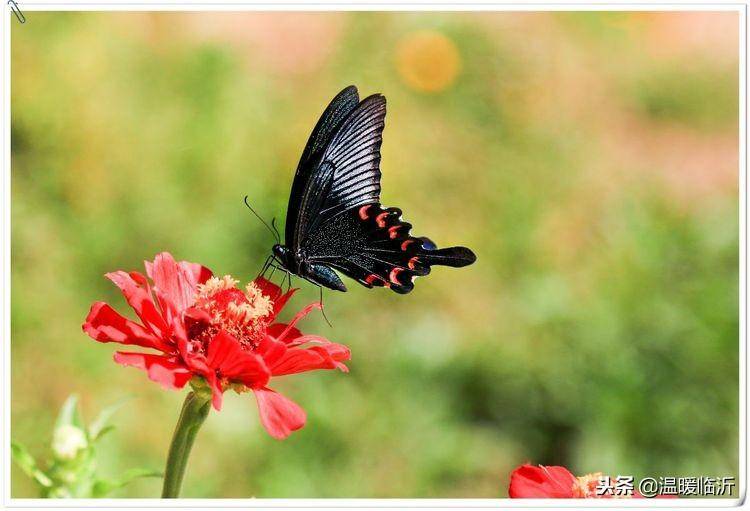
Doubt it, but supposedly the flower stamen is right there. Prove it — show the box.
[195,275,239,304]
[191,275,275,351]
[572,472,603,498]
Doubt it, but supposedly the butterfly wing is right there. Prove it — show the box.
[288,92,386,251]
[288,87,475,293]
[314,93,386,221]
[285,85,360,248]
[303,204,476,294]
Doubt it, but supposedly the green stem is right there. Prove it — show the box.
[161,390,211,498]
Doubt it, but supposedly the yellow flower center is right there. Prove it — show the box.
[572,472,635,499]
[190,275,274,352]
[572,472,602,498]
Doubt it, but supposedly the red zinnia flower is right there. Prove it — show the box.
[83,252,350,439]
[509,465,583,498]
[509,464,675,499]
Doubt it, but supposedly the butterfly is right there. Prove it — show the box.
[267,85,476,294]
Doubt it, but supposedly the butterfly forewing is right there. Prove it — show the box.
[286,86,360,249]
[318,94,386,220]
[289,94,387,251]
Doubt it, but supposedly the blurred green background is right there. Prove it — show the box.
[11,11,739,498]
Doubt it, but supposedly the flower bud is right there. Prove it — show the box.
[51,424,87,461]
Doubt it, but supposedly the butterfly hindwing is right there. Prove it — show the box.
[303,204,476,294]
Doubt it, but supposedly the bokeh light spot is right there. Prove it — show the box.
[396,30,461,93]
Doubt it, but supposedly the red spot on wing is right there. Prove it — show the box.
[401,239,415,251]
[376,212,389,228]
[389,267,405,284]
[388,226,403,239]
[365,273,391,288]
[358,205,373,220]
[408,257,419,269]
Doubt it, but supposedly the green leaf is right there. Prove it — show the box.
[91,425,115,442]
[10,441,53,487]
[91,468,163,497]
[55,394,83,430]
[89,397,131,441]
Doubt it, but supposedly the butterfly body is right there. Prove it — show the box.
[271,86,476,294]
[272,243,347,292]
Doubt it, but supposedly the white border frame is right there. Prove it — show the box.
[1,1,746,508]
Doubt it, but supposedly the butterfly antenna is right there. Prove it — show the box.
[270,217,281,245]
[243,196,280,244]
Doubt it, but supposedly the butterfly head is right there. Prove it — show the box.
[272,243,292,271]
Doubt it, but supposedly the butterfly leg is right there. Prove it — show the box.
[257,254,274,280]
[267,263,278,283]
[268,267,291,296]
[266,264,290,301]
[283,270,293,294]
[258,261,286,302]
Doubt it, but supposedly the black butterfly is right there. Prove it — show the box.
[267,85,476,294]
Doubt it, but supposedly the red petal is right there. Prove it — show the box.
[83,302,171,352]
[146,252,203,313]
[206,331,270,387]
[180,261,213,286]
[271,342,351,376]
[184,306,212,324]
[128,271,150,287]
[253,277,297,318]
[271,289,297,318]
[179,345,211,374]
[145,255,212,286]
[509,464,576,498]
[267,323,303,344]
[274,302,321,342]
[113,352,192,390]
[106,271,169,338]
[205,372,224,411]
[284,334,333,348]
[257,335,288,367]
[253,387,306,439]
[253,277,282,300]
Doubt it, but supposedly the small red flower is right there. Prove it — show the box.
[509,464,676,499]
[83,252,350,439]
[509,465,580,498]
